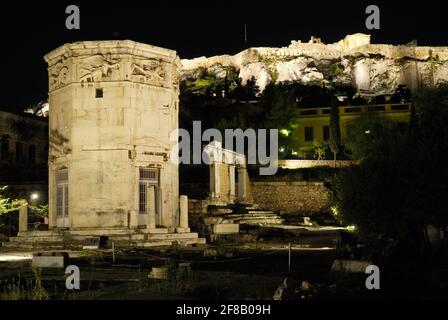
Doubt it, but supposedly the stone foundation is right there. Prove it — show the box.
[4,228,205,250]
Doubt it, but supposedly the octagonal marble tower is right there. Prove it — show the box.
[44,40,181,234]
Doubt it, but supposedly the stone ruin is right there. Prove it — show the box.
[181,33,448,93]
[189,141,284,242]
[5,40,205,249]
[203,141,251,205]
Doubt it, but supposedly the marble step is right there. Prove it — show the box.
[230,218,283,223]
[133,238,206,248]
[208,208,234,215]
[229,204,259,209]
[9,236,63,243]
[2,241,66,250]
[8,232,201,244]
[105,237,206,248]
[2,237,206,250]
[237,219,284,225]
[247,210,276,215]
[225,213,278,219]
[69,229,142,236]
[232,216,284,222]
[147,232,200,240]
[106,232,201,241]
[18,230,63,237]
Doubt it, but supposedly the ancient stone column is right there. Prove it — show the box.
[229,165,236,201]
[146,186,156,232]
[48,176,55,229]
[18,201,28,233]
[210,163,221,199]
[237,168,247,202]
[176,195,190,233]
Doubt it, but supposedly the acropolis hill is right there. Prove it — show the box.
[181,33,448,95]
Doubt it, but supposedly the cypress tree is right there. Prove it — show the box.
[329,98,341,165]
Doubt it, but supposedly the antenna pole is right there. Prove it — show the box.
[244,24,247,45]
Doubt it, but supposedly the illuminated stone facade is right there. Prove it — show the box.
[37,41,203,246]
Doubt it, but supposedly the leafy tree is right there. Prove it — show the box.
[230,76,259,101]
[261,82,299,130]
[0,186,21,215]
[389,85,412,103]
[344,114,404,160]
[313,140,328,160]
[334,83,448,260]
[29,204,48,219]
[293,83,334,107]
[245,76,259,101]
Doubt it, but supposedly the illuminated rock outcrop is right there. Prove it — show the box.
[181,33,448,94]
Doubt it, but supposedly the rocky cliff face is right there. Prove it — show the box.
[181,34,448,95]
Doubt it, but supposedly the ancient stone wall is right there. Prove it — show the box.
[250,181,333,214]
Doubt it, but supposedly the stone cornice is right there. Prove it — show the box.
[44,40,180,67]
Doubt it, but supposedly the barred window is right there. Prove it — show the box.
[139,168,158,181]
[139,168,159,215]
[139,182,147,213]
[56,169,68,217]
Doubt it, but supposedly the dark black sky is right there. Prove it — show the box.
[0,0,446,108]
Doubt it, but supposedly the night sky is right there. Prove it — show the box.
[0,0,446,108]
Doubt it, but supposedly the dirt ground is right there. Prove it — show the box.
[2,231,448,300]
[0,246,332,299]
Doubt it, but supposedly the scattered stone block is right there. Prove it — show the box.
[209,233,240,243]
[331,259,371,273]
[83,237,97,249]
[178,262,192,271]
[148,267,169,279]
[32,252,67,268]
[203,248,219,258]
[427,225,443,246]
[273,277,288,300]
[300,280,311,291]
[303,217,313,226]
[203,217,224,225]
[213,223,239,234]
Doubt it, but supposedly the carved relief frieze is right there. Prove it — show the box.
[78,54,121,83]
[49,58,69,90]
[131,59,167,86]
